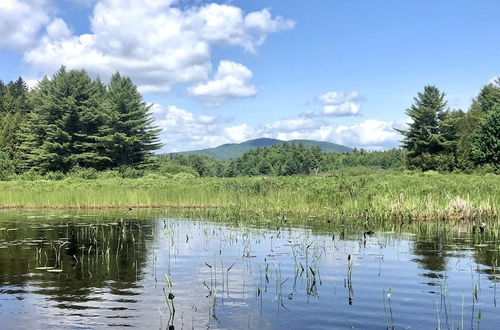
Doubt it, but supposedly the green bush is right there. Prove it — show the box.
[143,173,173,180]
[44,171,66,181]
[72,168,99,180]
[97,170,120,179]
[119,166,144,179]
[16,170,42,181]
[173,172,197,179]
[157,162,198,176]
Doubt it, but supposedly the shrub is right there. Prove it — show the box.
[44,171,66,181]
[97,170,120,179]
[72,168,99,180]
[143,173,173,180]
[119,166,144,179]
[16,170,42,181]
[173,172,197,179]
[156,162,198,176]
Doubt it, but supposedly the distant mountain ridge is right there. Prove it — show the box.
[171,138,353,160]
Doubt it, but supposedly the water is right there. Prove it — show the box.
[0,211,498,329]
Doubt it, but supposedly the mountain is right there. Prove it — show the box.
[171,138,353,159]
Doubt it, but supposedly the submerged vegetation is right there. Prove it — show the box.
[0,210,499,328]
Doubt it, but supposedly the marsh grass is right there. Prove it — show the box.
[0,171,498,223]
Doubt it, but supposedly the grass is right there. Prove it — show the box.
[0,170,498,223]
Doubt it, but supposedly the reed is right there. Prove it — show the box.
[0,171,498,222]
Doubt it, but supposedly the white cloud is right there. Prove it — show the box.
[153,102,402,152]
[45,18,72,41]
[155,105,231,152]
[224,124,255,142]
[22,76,42,89]
[20,0,293,93]
[194,5,295,53]
[335,119,400,150]
[0,0,50,51]
[188,60,257,106]
[263,117,317,133]
[318,91,363,116]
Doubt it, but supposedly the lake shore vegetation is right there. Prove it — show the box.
[0,68,498,222]
[0,170,497,224]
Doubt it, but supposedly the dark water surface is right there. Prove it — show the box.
[0,210,498,329]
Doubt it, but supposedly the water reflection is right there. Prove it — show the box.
[0,210,498,329]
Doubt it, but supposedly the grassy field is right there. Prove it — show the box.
[0,169,498,223]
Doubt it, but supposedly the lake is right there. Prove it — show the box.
[0,210,498,329]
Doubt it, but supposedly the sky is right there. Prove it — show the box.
[1,0,499,152]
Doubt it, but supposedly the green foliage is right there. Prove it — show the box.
[153,159,198,176]
[0,173,497,222]
[15,67,161,173]
[153,146,405,177]
[398,86,456,170]
[44,171,66,181]
[71,167,99,180]
[454,80,500,171]
[321,148,404,171]
[0,77,31,169]
[1,69,498,177]
[226,143,323,176]
[100,73,162,167]
[15,171,43,181]
[174,137,352,160]
[398,82,499,172]
[0,151,14,181]
[118,166,144,179]
[471,105,500,171]
[20,68,112,172]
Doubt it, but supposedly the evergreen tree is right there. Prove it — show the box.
[397,86,452,170]
[102,73,161,167]
[20,67,110,172]
[2,77,30,115]
[470,105,500,171]
[0,77,32,170]
[457,79,500,170]
[0,80,5,113]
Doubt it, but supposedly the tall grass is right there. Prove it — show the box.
[0,170,498,222]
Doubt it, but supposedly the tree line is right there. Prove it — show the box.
[1,67,498,179]
[153,146,404,177]
[399,83,499,172]
[0,67,161,177]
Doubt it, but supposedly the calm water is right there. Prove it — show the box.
[0,211,499,329]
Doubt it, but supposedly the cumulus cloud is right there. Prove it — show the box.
[45,18,72,41]
[224,124,255,142]
[153,102,402,152]
[0,0,50,51]
[19,0,293,94]
[318,91,364,116]
[188,60,257,106]
[334,119,401,150]
[155,104,232,152]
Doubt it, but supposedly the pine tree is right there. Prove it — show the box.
[102,73,161,168]
[470,105,500,171]
[457,80,500,170]
[0,77,32,170]
[21,67,110,172]
[2,77,30,115]
[397,86,452,170]
[0,80,5,113]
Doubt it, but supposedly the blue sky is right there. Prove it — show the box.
[1,0,499,152]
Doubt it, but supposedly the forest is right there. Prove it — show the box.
[0,67,498,180]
